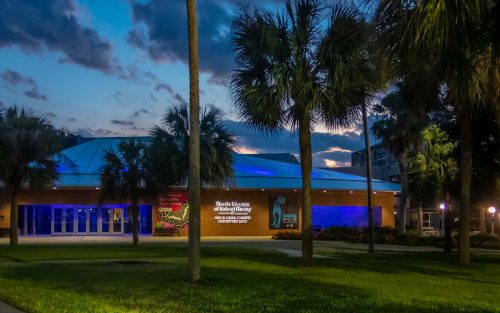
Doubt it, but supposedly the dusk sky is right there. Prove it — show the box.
[0,0,380,168]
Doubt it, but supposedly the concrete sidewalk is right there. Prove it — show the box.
[0,235,444,253]
[0,301,23,313]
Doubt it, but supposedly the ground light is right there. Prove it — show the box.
[488,206,496,235]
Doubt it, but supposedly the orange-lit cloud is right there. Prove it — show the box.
[234,146,260,154]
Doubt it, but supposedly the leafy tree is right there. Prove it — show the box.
[405,125,457,236]
[0,107,59,245]
[372,82,432,233]
[230,0,378,265]
[99,139,156,246]
[374,0,499,265]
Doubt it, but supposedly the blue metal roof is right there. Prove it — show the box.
[55,137,400,192]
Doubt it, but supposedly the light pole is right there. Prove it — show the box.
[488,206,496,235]
[439,203,446,236]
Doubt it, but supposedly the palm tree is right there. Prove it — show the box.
[99,139,155,246]
[186,0,201,282]
[375,0,499,265]
[372,83,431,234]
[405,125,457,239]
[230,0,378,265]
[0,107,59,245]
[150,103,234,187]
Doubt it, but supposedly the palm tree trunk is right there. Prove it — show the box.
[298,117,313,267]
[479,204,486,233]
[417,196,423,236]
[459,113,472,265]
[9,185,19,246]
[186,0,201,282]
[362,104,374,254]
[130,204,139,247]
[444,192,452,253]
[398,158,409,234]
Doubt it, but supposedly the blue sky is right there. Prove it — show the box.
[0,0,378,167]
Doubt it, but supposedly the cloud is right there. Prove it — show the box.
[44,112,56,118]
[68,117,77,122]
[24,89,48,101]
[130,108,154,118]
[155,83,174,94]
[111,119,135,127]
[0,0,115,73]
[224,119,377,167]
[1,69,48,101]
[153,82,187,104]
[128,0,235,85]
[75,127,123,137]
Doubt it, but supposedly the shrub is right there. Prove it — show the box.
[272,231,302,240]
[316,226,361,241]
[470,233,500,249]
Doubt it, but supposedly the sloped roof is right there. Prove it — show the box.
[55,137,400,192]
[243,153,299,164]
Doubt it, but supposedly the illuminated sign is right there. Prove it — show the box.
[157,192,189,229]
[269,193,299,229]
[213,201,252,224]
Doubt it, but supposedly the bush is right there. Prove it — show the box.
[272,231,302,240]
[470,233,500,249]
[316,226,361,241]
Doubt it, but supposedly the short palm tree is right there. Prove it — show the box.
[405,125,457,236]
[100,139,155,246]
[0,107,60,245]
[230,0,378,265]
[150,103,235,187]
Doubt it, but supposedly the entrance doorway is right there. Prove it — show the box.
[19,204,153,236]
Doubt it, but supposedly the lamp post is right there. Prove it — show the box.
[439,203,446,236]
[488,206,496,235]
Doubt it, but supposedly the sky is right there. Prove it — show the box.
[0,0,380,168]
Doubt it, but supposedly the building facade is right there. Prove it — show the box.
[0,138,400,237]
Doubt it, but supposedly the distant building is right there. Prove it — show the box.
[323,143,400,183]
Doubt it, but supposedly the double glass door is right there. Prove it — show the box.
[52,207,123,235]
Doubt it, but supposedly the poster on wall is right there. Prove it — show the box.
[157,192,189,230]
[269,193,299,229]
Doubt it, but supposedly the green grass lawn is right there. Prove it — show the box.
[0,244,499,313]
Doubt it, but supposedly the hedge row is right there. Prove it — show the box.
[272,226,500,249]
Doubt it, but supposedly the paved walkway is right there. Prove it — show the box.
[0,235,444,252]
[0,301,22,313]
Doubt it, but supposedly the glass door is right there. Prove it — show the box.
[113,208,123,234]
[89,208,98,233]
[53,208,63,235]
[64,208,75,234]
[77,208,87,234]
[102,208,111,233]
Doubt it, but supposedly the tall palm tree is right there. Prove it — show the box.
[186,0,201,282]
[100,139,155,247]
[150,103,235,187]
[0,107,59,245]
[230,0,377,265]
[375,0,499,265]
